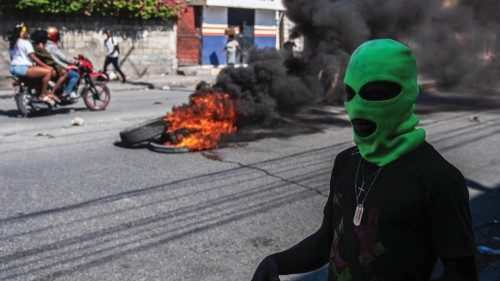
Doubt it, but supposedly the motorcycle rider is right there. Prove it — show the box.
[45,27,81,99]
[9,23,57,105]
[31,30,65,103]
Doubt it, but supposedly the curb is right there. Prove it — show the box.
[109,82,194,92]
[0,91,14,99]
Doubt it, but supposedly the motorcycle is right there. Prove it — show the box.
[11,55,110,116]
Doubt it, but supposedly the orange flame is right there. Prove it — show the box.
[163,91,238,150]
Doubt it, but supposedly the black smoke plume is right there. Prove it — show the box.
[214,0,499,125]
[214,48,321,125]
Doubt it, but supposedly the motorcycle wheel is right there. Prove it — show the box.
[15,91,32,117]
[83,83,110,111]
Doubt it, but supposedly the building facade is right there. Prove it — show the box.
[181,0,285,66]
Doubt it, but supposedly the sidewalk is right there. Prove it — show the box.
[106,73,217,92]
[0,73,217,98]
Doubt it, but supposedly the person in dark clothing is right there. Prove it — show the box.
[283,37,296,58]
[30,29,65,103]
[103,29,126,82]
[252,39,477,281]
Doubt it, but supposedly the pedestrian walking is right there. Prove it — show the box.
[252,39,477,281]
[103,29,126,83]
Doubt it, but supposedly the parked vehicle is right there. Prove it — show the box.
[11,55,110,116]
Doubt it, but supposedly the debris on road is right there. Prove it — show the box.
[470,115,482,123]
[71,117,85,126]
[35,133,55,138]
[153,101,163,105]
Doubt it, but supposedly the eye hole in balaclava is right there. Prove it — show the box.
[345,85,356,102]
[359,81,401,101]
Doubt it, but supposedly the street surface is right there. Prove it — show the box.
[0,86,499,280]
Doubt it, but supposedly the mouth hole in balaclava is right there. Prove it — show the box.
[351,118,377,137]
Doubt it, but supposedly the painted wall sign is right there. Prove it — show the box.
[206,0,285,10]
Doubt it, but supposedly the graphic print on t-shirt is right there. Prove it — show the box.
[329,193,386,281]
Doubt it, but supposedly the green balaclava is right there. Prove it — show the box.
[344,39,426,166]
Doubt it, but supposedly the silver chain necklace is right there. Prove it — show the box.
[353,158,382,226]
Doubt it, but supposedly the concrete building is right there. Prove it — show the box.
[179,0,286,66]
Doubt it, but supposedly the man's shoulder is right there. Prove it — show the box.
[413,142,464,185]
[333,146,357,167]
[336,146,357,158]
[420,142,459,168]
[45,42,56,51]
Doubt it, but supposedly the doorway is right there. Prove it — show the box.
[228,8,255,63]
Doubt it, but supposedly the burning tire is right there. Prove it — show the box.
[147,141,191,154]
[119,117,166,146]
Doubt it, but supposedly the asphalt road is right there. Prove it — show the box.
[0,88,499,281]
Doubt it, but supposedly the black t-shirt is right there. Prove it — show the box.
[325,142,475,281]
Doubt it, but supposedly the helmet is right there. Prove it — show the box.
[47,26,60,42]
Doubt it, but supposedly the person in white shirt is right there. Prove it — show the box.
[103,29,126,82]
[224,34,242,66]
[9,23,58,104]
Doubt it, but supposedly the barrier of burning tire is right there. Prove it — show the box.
[147,141,191,154]
[119,117,166,146]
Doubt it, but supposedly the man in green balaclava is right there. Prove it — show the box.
[252,39,477,281]
[344,39,426,166]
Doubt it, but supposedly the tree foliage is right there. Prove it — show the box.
[0,0,187,20]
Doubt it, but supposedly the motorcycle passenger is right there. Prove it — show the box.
[9,23,56,105]
[31,30,65,103]
[45,27,81,99]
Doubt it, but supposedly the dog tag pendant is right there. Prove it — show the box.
[353,204,364,226]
